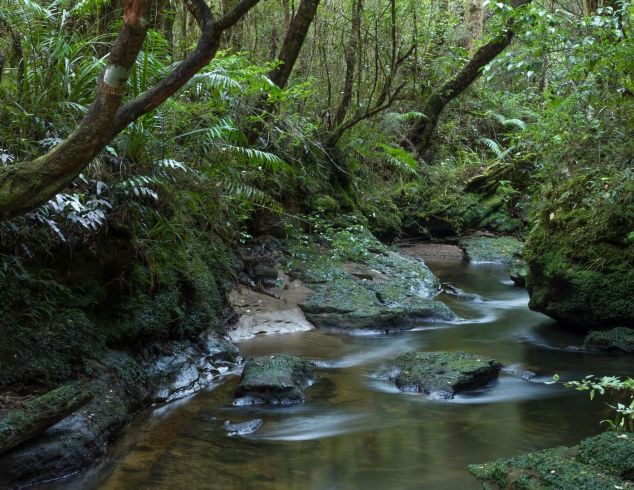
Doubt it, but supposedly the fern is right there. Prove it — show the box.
[218,145,292,173]
[481,137,514,160]
[486,110,527,130]
[379,144,418,174]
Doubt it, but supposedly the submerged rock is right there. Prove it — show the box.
[388,351,502,399]
[584,327,634,353]
[152,336,242,403]
[459,235,523,265]
[224,419,263,436]
[443,284,482,302]
[234,355,316,405]
[469,431,634,489]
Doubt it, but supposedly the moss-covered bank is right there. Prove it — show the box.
[524,169,634,330]
[469,431,634,489]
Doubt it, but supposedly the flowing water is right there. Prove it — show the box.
[51,257,631,490]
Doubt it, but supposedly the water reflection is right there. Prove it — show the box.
[45,261,628,490]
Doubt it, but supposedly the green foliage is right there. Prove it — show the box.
[553,374,634,432]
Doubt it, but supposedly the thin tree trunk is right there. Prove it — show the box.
[331,0,363,133]
[461,0,484,50]
[268,0,320,88]
[246,0,320,144]
[406,0,532,157]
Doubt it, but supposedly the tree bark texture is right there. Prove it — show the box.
[268,0,320,89]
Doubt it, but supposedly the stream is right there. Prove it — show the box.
[48,255,632,489]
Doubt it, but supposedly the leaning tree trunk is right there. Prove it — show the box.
[0,0,262,221]
[406,0,532,158]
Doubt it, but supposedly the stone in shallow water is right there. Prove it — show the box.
[234,355,316,405]
[442,283,483,302]
[469,431,634,489]
[388,351,502,399]
[584,327,634,353]
[224,419,263,436]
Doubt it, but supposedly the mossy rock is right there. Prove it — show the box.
[576,431,634,479]
[460,235,523,265]
[524,170,634,330]
[469,432,634,489]
[389,351,502,399]
[584,328,634,353]
[0,383,93,456]
[234,355,316,405]
[0,378,133,488]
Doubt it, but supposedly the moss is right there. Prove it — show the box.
[460,236,523,264]
[358,193,402,242]
[0,307,103,389]
[524,169,634,329]
[390,351,502,398]
[584,328,634,353]
[235,355,316,405]
[0,226,235,391]
[290,224,454,330]
[469,432,634,489]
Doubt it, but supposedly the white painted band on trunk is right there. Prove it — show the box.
[104,65,131,88]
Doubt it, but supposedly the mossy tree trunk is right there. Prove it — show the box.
[0,0,262,221]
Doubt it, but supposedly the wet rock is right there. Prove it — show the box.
[298,249,455,332]
[228,274,314,341]
[199,331,242,364]
[234,355,316,405]
[442,284,482,302]
[584,327,634,353]
[469,431,634,489]
[459,235,523,265]
[224,419,263,436]
[152,338,241,404]
[388,351,502,399]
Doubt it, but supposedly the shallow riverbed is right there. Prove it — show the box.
[47,257,631,490]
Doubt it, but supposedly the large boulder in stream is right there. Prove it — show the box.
[469,431,634,489]
[523,172,634,330]
[291,226,455,332]
[234,355,316,405]
[388,351,502,399]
